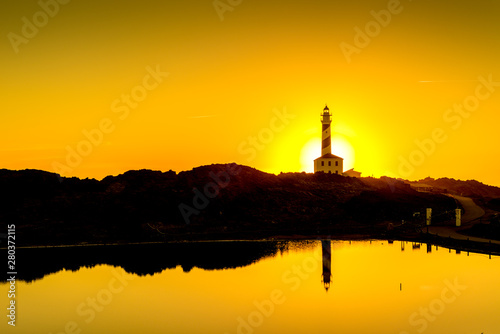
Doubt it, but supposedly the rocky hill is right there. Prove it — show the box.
[412,177,500,198]
[1,164,498,246]
[411,177,500,213]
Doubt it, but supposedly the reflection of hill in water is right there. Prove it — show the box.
[6,240,318,283]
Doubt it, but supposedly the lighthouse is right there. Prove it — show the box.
[314,105,343,174]
[320,105,332,156]
[321,239,332,292]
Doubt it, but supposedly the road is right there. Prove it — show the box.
[449,194,485,223]
[427,194,500,245]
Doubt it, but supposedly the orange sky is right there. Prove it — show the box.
[1,0,500,185]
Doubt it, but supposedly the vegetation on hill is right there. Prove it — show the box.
[413,177,500,198]
[1,164,498,246]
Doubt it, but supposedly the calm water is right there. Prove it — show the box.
[2,240,499,334]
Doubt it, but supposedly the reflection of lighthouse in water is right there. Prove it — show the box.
[321,240,332,292]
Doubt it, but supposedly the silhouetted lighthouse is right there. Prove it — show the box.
[314,105,343,174]
[321,239,332,292]
[321,105,332,155]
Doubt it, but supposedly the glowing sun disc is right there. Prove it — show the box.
[300,136,355,173]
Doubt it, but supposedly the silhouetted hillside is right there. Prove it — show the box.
[486,198,500,212]
[413,177,500,198]
[2,164,497,246]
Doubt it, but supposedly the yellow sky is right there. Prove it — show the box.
[1,0,500,185]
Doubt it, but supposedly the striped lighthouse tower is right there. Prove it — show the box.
[313,104,343,174]
[321,105,332,155]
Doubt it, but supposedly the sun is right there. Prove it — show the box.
[300,135,355,173]
[300,138,320,172]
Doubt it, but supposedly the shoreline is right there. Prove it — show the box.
[3,228,500,257]
[3,228,499,284]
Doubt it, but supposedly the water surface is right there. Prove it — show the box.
[1,240,499,334]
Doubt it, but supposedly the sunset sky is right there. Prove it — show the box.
[2,0,500,185]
